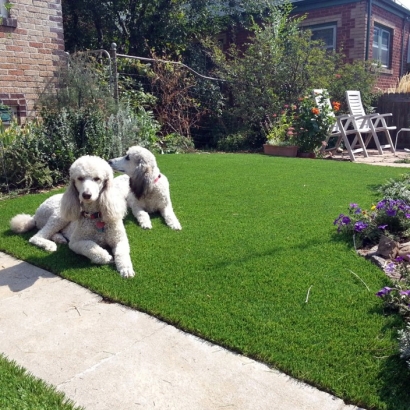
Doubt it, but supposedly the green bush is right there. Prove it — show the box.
[0,120,54,192]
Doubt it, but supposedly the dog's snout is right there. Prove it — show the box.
[82,193,92,200]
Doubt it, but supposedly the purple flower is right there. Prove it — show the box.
[378,224,388,230]
[349,203,359,209]
[354,221,368,232]
[395,256,405,262]
[333,214,351,232]
[376,287,393,297]
[385,262,396,274]
[386,208,397,217]
[400,290,410,296]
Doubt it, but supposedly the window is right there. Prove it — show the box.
[308,24,337,51]
[373,25,391,68]
[0,0,7,17]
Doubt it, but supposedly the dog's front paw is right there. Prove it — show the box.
[120,267,135,278]
[170,221,182,230]
[29,237,57,252]
[139,222,152,229]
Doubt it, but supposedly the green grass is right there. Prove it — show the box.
[0,354,83,410]
[1,153,410,409]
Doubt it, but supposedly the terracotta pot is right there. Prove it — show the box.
[263,144,298,157]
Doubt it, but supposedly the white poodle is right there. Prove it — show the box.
[10,155,135,278]
[109,146,182,230]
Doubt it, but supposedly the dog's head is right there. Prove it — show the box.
[70,156,111,204]
[109,146,160,199]
[61,155,126,222]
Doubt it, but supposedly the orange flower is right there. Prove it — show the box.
[311,107,320,115]
[332,101,341,111]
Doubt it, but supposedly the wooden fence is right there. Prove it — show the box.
[377,93,410,149]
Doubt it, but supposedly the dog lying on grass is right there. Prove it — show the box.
[109,146,182,230]
[10,155,135,278]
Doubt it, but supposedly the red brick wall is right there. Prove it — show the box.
[297,1,410,91]
[371,4,410,90]
[0,0,66,123]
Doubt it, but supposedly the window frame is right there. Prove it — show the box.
[0,0,7,17]
[307,23,337,52]
[373,24,392,68]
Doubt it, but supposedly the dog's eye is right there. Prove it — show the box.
[125,155,130,161]
[93,177,101,182]
[78,177,84,182]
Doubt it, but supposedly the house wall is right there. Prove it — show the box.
[371,3,410,90]
[297,1,410,91]
[0,0,66,123]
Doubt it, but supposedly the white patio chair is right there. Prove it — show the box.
[312,89,368,161]
[346,90,396,154]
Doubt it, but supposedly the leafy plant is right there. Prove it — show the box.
[294,92,339,154]
[261,105,297,146]
[398,323,410,367]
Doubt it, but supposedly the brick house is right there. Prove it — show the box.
[219,0,410,91]
[0,0,66,123]
[292,0,410,91]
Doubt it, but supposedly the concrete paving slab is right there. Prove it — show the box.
[0,251,361,410]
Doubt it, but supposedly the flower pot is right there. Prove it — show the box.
[263,144,298,157]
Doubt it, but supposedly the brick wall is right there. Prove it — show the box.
[371,4,410,90]
[299,3,367,62]
[0,0,66,123]
[298,1,410,91]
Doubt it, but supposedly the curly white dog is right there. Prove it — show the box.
[109,146,182,230]
[10,155,135,278]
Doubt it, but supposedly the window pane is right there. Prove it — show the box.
[0,0,6,17]
[373,27,380,46]
[310,26,336,50]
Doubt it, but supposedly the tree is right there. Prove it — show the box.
[62,0,282,56]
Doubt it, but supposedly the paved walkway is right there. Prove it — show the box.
[329,148,410,167]
[0,252,361,410]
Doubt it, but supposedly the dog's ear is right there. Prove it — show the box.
[99,177,127,222]
[60,180,81,221]
[129,164,151,199]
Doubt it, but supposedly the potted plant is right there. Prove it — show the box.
[293,92,340,157]
[262,106,298,157]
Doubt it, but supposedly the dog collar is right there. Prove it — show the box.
[81,211,105,232]
[154,174,161,184]
[81,211,102,219]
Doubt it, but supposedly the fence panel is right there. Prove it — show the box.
[377,93,410,149]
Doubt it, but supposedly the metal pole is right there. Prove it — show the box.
[110,43,119,104]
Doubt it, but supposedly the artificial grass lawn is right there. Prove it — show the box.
[1,153,410,409]
[0,354,83,410]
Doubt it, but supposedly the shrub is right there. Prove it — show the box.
[0,119,54,192]
[398,323,410,368]
[293,92,339,154]
[377,174,410,203]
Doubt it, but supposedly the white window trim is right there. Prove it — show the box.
[373,24,391,68]
[308,23,337,51]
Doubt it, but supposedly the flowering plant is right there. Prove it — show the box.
[375,257,410,319]
[333,199,410,248]
[293,92,340,153]
[262,105,297,146]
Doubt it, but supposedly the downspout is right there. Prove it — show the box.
[400,16,406,77]
[365,0,372,61]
